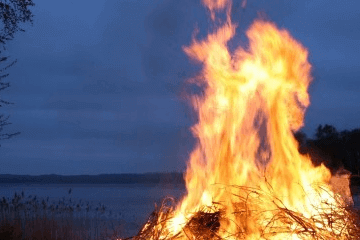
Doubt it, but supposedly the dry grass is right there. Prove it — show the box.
[129,197,178,240]
[130,186,360,240]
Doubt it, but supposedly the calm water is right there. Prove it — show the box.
[0,183,186,237]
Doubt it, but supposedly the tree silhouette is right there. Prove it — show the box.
[0,0,35,44]
[0,56,18,141]
[295,124,360,176]
[315,124,339,140]
[312,124,346,173]
[341,129,360,175]
[0,0,34,144]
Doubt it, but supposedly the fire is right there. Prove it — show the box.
[136,0,354,239]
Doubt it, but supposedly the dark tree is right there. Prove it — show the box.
[298,124,360,175]
[293,130,307,152]
[298,124,344,174]
[315,124,339,140]
[0,0,35,45]
[341,129,360,175]
[0,0,34,143]
[0,56,18,141]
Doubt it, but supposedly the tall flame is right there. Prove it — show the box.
[141,1,352,239]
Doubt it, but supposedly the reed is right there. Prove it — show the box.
[0,190,122,240]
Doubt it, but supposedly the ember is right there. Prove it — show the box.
[128,0,360,239]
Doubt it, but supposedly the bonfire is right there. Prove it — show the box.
[128,0,360,239]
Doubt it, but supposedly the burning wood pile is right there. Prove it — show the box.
[126,0,360,239]
[132,188,360,239]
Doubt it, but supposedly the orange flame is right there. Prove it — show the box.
[202,0,230,20]
[143,1,352,239]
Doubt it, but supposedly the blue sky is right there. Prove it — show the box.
[1,0,359,175]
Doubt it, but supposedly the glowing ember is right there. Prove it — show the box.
[134,0,355,239]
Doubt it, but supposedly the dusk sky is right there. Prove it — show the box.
[1,0,360,175]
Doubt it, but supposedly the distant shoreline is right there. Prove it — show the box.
[0,172,185,185]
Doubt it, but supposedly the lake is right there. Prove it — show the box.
[0,183,186,237]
